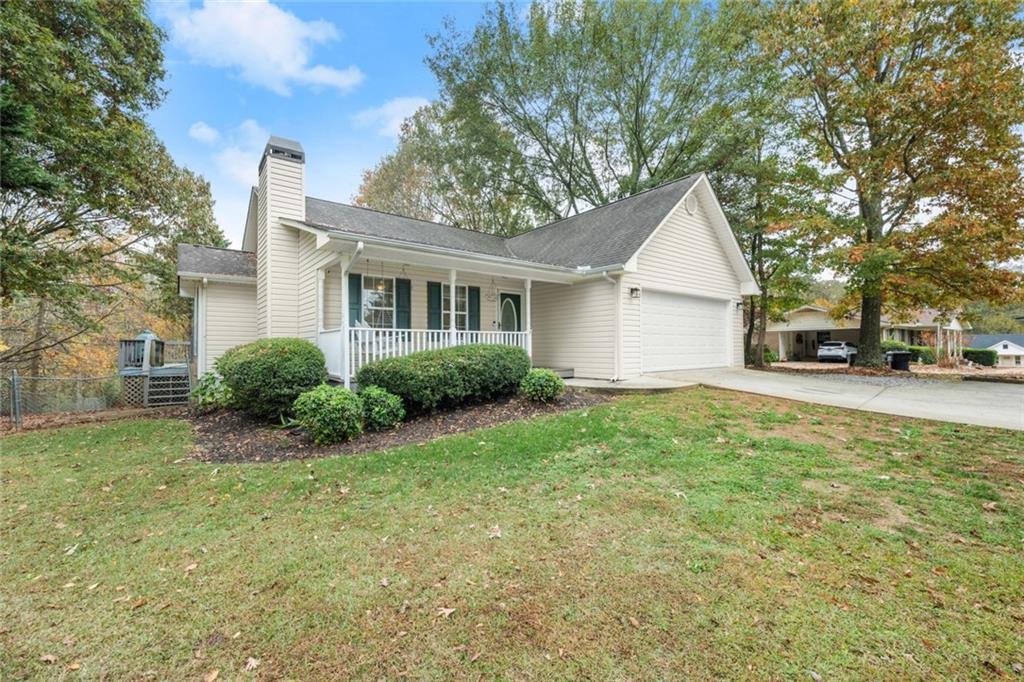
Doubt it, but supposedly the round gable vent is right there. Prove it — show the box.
[685,194,698,215]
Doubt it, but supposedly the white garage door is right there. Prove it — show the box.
[642,291,729,372]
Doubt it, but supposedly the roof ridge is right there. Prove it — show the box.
[508,173,701,243]
[305,195,509,241]
[180,243,253,255]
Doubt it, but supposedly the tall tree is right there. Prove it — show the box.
[424,0,748,221]
[0,0,224,368]
[355,102,539,235]
[766,0,1024,365]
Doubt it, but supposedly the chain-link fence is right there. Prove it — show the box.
[3,372,126,429]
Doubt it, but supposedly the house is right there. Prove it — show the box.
[177,136,758,386]
[765,305,967,361]
[965,334,1024,367]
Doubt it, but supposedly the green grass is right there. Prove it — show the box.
[2,388,1022,680]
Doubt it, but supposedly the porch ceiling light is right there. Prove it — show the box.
[629,287,641,299]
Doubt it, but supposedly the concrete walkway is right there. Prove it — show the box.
[650,368,1024,431]
[565,375,696,392]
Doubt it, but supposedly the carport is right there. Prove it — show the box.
[766,305,861,361]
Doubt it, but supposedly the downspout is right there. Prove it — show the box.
[602,272,622,381]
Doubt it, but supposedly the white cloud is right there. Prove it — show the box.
[188,121,220,144]
[213,119,270,187]
[163,0,364,96]
[353,97,430,138]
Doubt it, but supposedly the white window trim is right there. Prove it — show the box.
[362,275,396,329]
[443,284,469,331]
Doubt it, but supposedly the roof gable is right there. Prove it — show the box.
[968,333,1024,351]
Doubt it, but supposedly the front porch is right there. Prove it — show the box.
[312,255,542,385]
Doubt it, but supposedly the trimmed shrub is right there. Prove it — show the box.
[190,371,232,413]
[907,345,936,364]
[355,344,531,413]
[360,385,405,431]
[216,338,327,419]
[963,347,998,366]
[520,368,565,403]
[761,346,779,364]
[881,339,910,353]
[293,384,363,445]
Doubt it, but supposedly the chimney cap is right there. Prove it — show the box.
[264,135,304,163]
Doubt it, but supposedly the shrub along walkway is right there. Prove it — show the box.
[3,388,1021,679]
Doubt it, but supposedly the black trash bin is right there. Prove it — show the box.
[887,351,912,371]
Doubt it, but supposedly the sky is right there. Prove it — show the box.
[147,1,488,247]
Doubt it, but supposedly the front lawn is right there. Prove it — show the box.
[2,389,1022,679]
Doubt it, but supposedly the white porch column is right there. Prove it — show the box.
[448,268,458,346]
[778,331,787,361]
[340,256,351,388]
[524,278,532,360]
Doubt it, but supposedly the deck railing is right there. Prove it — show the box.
[319,328,530,379]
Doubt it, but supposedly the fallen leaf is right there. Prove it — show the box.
[437,607,456,618]
[470,652,481,663]
[489,525,502,539]
[40,654,57,664]
[131,598,147,610]
[185,563,198,574]
[380,577,389,588]
[808,671,822,682]
[67,662,81,670]
[628,616,640,628]
[981,501,998,512]
[203,669,219,682]
[245,657,260,671]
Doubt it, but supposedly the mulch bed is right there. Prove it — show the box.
[189,389,610,463]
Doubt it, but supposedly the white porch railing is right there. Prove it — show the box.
[319,328,530,379]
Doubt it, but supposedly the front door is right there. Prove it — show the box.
[499,293,521,332]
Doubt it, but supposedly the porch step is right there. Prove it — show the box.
[544,367,574,379]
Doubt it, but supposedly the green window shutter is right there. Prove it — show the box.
[395,278,411,329]
[348,273,362,326]
[427,282,442,330]
[468,286,481,331]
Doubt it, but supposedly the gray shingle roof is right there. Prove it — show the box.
[304,174,701,269]
[507,175,700,268]
[966,334,1024,349]
[177,243,256,278]
[305,198,513,260]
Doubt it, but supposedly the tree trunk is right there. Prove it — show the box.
[857,293,884,366]
[744,298,757,366]
[756,300,769,366]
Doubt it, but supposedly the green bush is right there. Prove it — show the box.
[761,346,779,364]
[293,384,363,445]
[520,368,565,402]
[907,345,936,364]
[355,344,531,413]
[189,371,232,413]
[881,339,909,353]
[360,385,405,430]
[216,338,327,419]
[963,347,998,366]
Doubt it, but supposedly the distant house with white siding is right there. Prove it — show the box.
[178,136,758,385]
[966,334,1024,367]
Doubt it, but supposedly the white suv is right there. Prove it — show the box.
[817,341,857,363]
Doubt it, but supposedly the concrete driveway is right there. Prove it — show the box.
[650,368,1024,431]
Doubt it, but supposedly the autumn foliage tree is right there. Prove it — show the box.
[766,0,1024,364]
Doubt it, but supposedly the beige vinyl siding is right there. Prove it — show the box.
[297,232,342,342]
[204,282,258,370]
[620,193,743,377]
[255,154,304,339]
[318,260,527,331]
[531,279,615,379]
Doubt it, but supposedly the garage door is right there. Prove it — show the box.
[642,291,729,372]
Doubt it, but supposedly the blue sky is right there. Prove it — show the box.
[147,1,487,247]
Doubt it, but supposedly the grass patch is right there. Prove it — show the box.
[2,388,1022,679]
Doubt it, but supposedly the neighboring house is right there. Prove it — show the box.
[178,136,758,385]
[965,334,1024,367]
[765,305,967,361]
